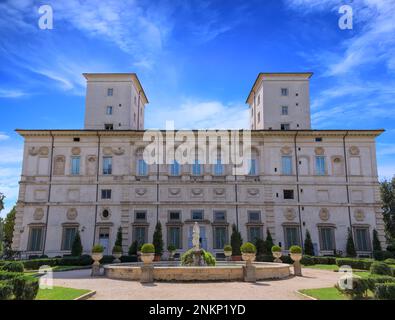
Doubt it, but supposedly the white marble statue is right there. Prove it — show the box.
[192,222,200,251]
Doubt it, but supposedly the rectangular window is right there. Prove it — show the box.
[169,211,180,221]
[214,211,226,221]
[213,227,227,249]
[135,211,146,221]
[281,106,288,115]
[28,227,43,251]
[192,210,204,220]
[257,112,260,123]
[281,88,288,96]
[282,156,292,175]
[133,227,146,245]
[168,227,182,249]
[192,160,201,176]
[103,156,112,175]
[101,189,112,199]
[214,159,223,176]
[249,159,257,175]
[319,227,335,251]
[137,159,148,176]
[106,106,113,115]
[61,227,77,251]
[104,124,113,130]
[107,88,113,96]
[284,226,300,250]
[170,160,180,176]
[354,228,370,251]
[248,226,263,242]
[248,211,261,223]
[315,137,323,142]
[71,156,80,175]
[316,156,326,175]
[281,123,290,130]
[283,189,294,199]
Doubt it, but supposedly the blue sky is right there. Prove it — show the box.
[1,0,395,217]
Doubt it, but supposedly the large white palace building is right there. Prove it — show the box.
[12,72,385,258]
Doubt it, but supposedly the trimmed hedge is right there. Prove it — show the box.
[99,255,115,265]
[0,272,39,300]
[336,258,374,270]
[23,258,59,270]
[0,261,24,273]
[58,255,93,266]
[374,283,395,300]
[256,254,274,262]
[370,261,392,276]
[120,255,138,263]
[373,250,394,261]
[0,282,13,300]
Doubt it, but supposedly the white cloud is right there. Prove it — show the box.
[0,133,10,141]
[0,88,26,98]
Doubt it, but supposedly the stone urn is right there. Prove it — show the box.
[141,253,155,264]
[224,250,232,257]
[113,252,122,263]
[290,252,303,277]
[168,250,176,261]
[242,253,256,265]
[290,253,302,262]
[92,253,103,266]
[272,251,282,263]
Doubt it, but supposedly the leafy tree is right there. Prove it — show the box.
[0,193,4,212]
[380,177,395,241]
[372,229,382,252]
[230,224,243,256]
[265,229,274,254]
[304,230,315,256]
[152,222,164,256]
[3,206,16,250]
[115,226,123,247]
[346,228,356,257]
[0,217,4,255]
[71,230,83,256]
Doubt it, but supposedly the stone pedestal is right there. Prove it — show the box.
[140,265,154,283]
[243,265,256,282]
[91,264,101,277]
[293,261,302,276]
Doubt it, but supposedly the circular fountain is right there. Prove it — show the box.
[104,222,291,282]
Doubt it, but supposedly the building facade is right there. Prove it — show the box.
[12,73,385,258]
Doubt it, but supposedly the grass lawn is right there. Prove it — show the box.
[36,286,91,300]
[299,287,346,300]
[25,265,91,274]
[303,264,339,271]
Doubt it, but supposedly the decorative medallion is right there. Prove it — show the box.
[101,208,111,220]
[28,147,39,156]
[103,147,113,155]
[33,208,44,221]
[168,188,181,196]
[191,188,203,196]
[354,209,365,222]
[67,208,78,220]
[247,188,259,196]
[319,208,330,221]
[71,147,81,155]
[284,208,296,221]
[315,147,325,155]
[280,146,292,155]
[213,188,225,196]
[333,157,342,164]
[87,155,96,162]
[112,147,125,155]
[135,188,147,196]
[349,146,360,156]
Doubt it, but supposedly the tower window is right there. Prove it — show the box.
[281,106,288,115]
[281,88,288,96]
[315,137,323,142]
[104,124,113,130]
[107,88,113,96]
[106,106,113,115]
[281,123,290,130]
[73,137,80,142]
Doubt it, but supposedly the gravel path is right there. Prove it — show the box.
[52,267,340,300]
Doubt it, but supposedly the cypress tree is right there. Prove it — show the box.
[71,230,83,256]
[372,229,382,252]
[346,228,357,257]
[115,226,123,247]
[153,222,164,256]
[304,229,314,256]
[265,229,274,254]
[230,224,243,256]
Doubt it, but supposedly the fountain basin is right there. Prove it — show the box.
[104,261,290,281]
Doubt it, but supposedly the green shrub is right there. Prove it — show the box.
[271,245,281,253]
[167,244,176,252]
[0,272,39,300]
[289,245,302,254]
[373,250,393,261]
[71,230,83,257]
[366,274,395,291]
[240,242,256,254]
[256,254,273,262]
[128,241,138,255]
[346,228,356,257]
[265,230,274,255]
[301,255,314,266]
[141,243,155,253]
[254,239,266,255]
[115,226,123,247]
[119,255,138,263]
[180,249,216,266]
[313,256,337,265]
[230,224,242,256]
[384,258,395,265]
[92,244,104,253]
[23,258,59,270]
[370,261,392,276]
[280,255,293,264]
[223,245,232,252]
[335,275,369,299]
[58,255,92,266]
[112,245,122,253]
[336,258,374,270]
[100,255,115,264]
[374,283,395,300]
[0,261,24,273]
[0,281,13,300]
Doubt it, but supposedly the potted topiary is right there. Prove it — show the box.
[167,244,176,260]
[140,243,155,264]
[91,244,104,266]
[112,245,122,263]
[224,245,232,260]
[240,242,257,265]
[289,245,302,262]
[272,245,282,263]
